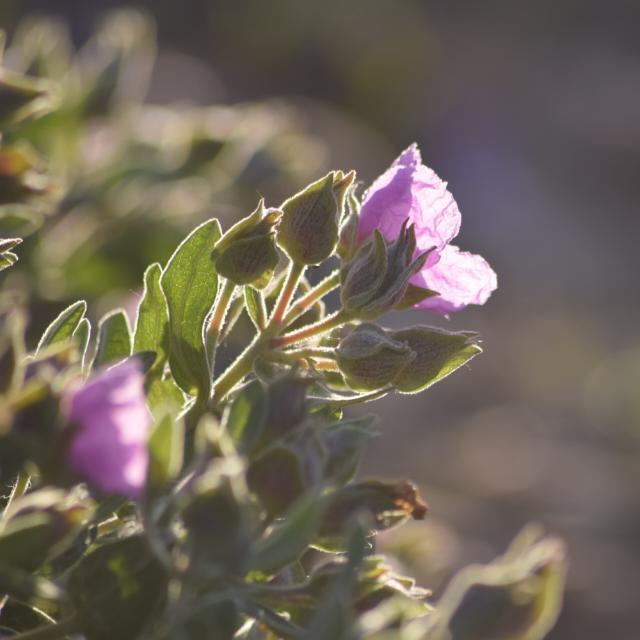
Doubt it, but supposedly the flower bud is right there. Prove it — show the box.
[277,171,354,265]
[261,374,311,442]
[247,430,325,518]
[314,480,427,551]
[181,473,252,576]
[211,200,281,288]
[340,222,429,320]
[336,323,414,391]
[247,446,306,518]
[389,326,481,394]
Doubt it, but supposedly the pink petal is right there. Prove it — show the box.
[412,245,497,314]
[358,144,461,253]
[66,360,150,498]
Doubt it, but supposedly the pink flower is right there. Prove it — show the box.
[358,144,497,314]
[65,360,150,499]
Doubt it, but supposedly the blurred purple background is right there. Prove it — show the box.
[3,1,639,637]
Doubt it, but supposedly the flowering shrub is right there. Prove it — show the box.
[0,13,566,640]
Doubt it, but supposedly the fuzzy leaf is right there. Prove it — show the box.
[36,300,86,354]
[93,310,132,369]
[223,378,267,452]
[133,263,169,375]
[160,219,222,395]
[147,412,184,489]
[251,491,326,576]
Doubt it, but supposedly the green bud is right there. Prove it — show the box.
[340,222,429,320]
[337,211,359,262]
[247,430,324,518]
[340,232,387,313]
[247,447,307,518]
[181,468,253,577]
[314,480,427,551]
[321,416,378,486]
[336,323,415,391]
[390,326,482,393]
[211,199,281,288]
[336,176,361,256]
[277,171,354,265]
[333,170,356,215]
[260,374,311,443]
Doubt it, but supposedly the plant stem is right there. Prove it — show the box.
[206,279,236,378]
[270,310,347,348]
[210,331,268,406]
[268,262,304,329]
[263,346,336,364]
[309,359,339,371]
[283,270,340,327]
[9,615,79,640]
[211,264,343,406]
[207,279,236,340]
[2,470,30,519]
[219,293,246,342]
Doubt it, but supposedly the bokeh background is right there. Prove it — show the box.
[2,1,639,637]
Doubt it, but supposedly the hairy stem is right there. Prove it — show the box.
[283,270,340,327]
[219,294,246,342]
[211,264,344,405]
[206,278,236,378]
[207,279,236,339]
[263,346,336,364]
[210,331,268,406]
[268,262,304,329]
[270,310,348,348]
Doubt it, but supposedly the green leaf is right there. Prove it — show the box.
[0,251,18,271]
[146,375,185,418]
[0,237,22,272]
[250,491,326,576]
[133,263,169,375]
[93,309,132,369]
[0,238,22,252]
[244,286,267,330]
[68,536,167,640]
[36,300,86,354]
[147,412,184,489]
[73,318,92,368]
[223,379,267,452]
[160,218,222,395]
